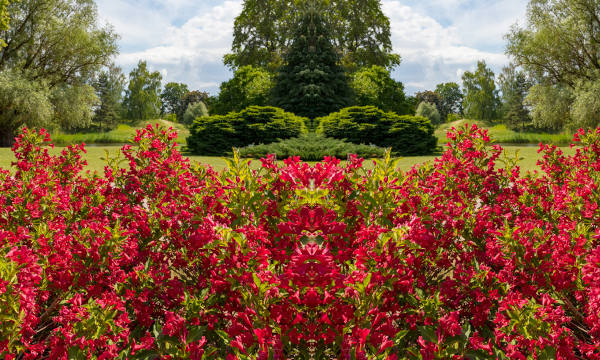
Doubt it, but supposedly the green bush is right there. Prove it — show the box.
[187,106,307,155]
[317,106,437,155]
[238,133,385,161]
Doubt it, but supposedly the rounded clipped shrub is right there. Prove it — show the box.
[317,106,437,155]
[187,106,307,155]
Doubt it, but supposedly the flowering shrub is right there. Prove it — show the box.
[1,123,600,359]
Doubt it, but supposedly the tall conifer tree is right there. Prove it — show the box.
[271,2,353,119]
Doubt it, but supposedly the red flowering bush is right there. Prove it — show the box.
[1,123,600,359]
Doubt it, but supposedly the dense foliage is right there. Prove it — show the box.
[183,102,209,126]
[92,65,126,132]
[435,82,463,121]
[238,133,385,161]
[506,0,600,130]
[214,66,274,115]
[270,5,353,119]
[350,65,409,115]
[461,60,501,121]
[317,106,438,155]
[0,0,118,145]
[160,82,190,122]
[3,123,600,358]
[123,61,163,121]
[187,106,307,155]
[225,0,399,71]
[415,102,441,126]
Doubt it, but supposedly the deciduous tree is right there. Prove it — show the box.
[416,101,441,125]
[462,60,500,121]
[0,70,52,146]
[350,65,409,115]
[506,0,600,129]
[214,65,273,115]
[435,82,463,120]
[0,0,117,145]
[0,0,11,47]
[160,82,189,121]
[123,61,163,121]
[225,0,400,71]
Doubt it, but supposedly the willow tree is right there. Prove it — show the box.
[0,0,11,47]
[225,0,400,72]
[506,0,600,129]
[0,0,118,145]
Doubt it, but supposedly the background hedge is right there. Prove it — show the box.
[187,106,307,155]
[317,106,438,155]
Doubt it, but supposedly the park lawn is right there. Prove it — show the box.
[0,144,576,175]
[436,119,574,145]
[50,120,190,147]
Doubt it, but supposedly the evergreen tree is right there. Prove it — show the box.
[270,3,353,119]
[92,65,125,131]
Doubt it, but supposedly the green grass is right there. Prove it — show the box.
[50,120,190,146]
[0,144,576,175]
[0,118,577,174]
[436,119,574,146]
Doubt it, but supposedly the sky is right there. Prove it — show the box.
[95,0,529,95]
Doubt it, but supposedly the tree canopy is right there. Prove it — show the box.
[462,60,500,121]
[0,0,11,47]
[0,0,118,86]
[435,82,463,120]
[225,0,400,71]
[350,65,409,115]
[506,0,600,87]
[123,61,163,121]
[214,65,273,115]
[270,4,353,119]
[0,0,118,145]
[506,0,600,129]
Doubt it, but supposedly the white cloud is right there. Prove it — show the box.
[382,0,527,93]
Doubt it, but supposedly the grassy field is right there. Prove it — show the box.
[436,119,574,145]
[0,144,576,175]
[50,120,190,146]
[0,118,578,174]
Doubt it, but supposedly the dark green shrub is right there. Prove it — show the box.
[238,133,385,161]
[187,106,307,155]
[317,106,437,155]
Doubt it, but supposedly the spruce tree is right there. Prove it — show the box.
[271,3,353,119]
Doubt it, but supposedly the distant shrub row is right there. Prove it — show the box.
[238,133,385,161]
[186,106,307,155]
[317,106,437,156]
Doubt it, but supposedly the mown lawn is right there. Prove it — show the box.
[0,144,576,174]
[0,119,578,174]
[436,119,574,145]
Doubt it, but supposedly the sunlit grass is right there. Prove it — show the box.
[50,120,190,147]
[0,144,576,175]
[436,119,574,146]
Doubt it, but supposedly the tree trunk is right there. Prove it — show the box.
[0,127,17,148]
